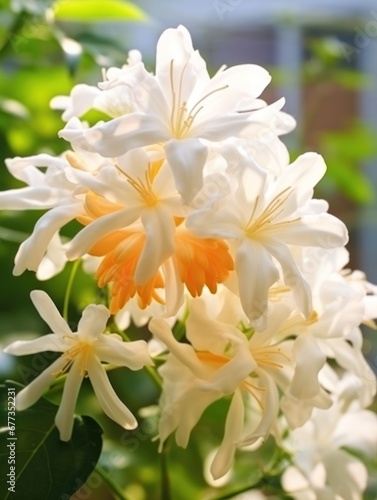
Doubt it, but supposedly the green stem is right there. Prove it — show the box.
[211,474,291,500]
[144,364,163,389]
[63,259,81,322]
[95,464,130,500]
[160,441,171,500]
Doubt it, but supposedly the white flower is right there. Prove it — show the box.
[280,373,377,500]
[50,49,144,121]
[187,152,348,328]
[59,25,293,201]
[60,147,234,315]
[3,290,152,441]
[64,148,184,281]
[0,149,107,276]
[149,297,294,479]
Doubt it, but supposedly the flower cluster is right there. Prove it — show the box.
[1,25,376,496]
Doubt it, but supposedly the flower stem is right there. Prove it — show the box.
[160,441,171,500]
[210,474,291,500]
[63,259,81,322]
[95,464,130,500]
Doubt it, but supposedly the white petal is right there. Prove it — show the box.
[37,233,67,281]
[5,153,67,183]
[77,304,110,339]
[66,206,141,260]
[275,153,326,205]
[15,357,66,411]
[51,84,102,121]
[198,64,271,116]
[88,356,137,429]
[324,450,367,500]
[30,290,72,336]
[190,112,253,141]
[59,114,169,157]
[165,138,208,202]
[186,199,244,240]
[290,335,326,399]
[13,203,82,275]
[156,25,209,107]
[161,386,220,450]
[271,215,348,248]
[199,346,256,394]
[134,206,176,284]
[95,336,152,369]
[162,258,185,317]
[241,371,279,446]
[186,298,244,353]
[210,389,244,479]
[265,240,312,318]
[0,186,65,210]
[3,333,66,356]
[236,239,279,326]
[55,360,84,441]
[149,317,205,377]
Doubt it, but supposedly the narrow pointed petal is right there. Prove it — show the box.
[3,333,66,355]
[265,240,312,318]
[211,389,244,479]
[149,317,205,377]
[88,356,137,429]
[186,299,243,352]
[174,390,221,449]
[236,239,279,326]
[156,25,208,106]
[134,206,176,284]
[5,154,67,183]
[290,335,326,399]
[13,203,81,275]
[198,64,271,116]
[160,386,220,450]
[15,357,66,411]
[30,290,72,336]
[199,346,256,395]
[0,186,65,210]
[66,206,141,260]
[165,138,208,202]
[271,214,349,248]
[241,371,280,447]
[55,360,84,441]
[275,153,326,205]
[162,258,185,317]
[59,114,169,157]
[77,304,110,339]
[51,83,102,121]
[95,337,152,369]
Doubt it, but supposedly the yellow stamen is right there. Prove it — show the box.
[115,160,164,207]
[169,58,229,138]
[59,340,94,377]
[252,345,290,370]
[245,187,300,237]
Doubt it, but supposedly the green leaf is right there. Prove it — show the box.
[0,381,103,500]
[53,0,147,22]
[324,159,375,204]
[334,69,372,90]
